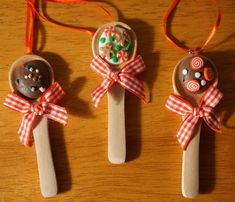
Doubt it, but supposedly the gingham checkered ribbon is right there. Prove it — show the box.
[3,82,68,146]
[165,86,223,150]
[91,55,146,107]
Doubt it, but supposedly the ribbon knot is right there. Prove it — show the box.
[30,104,44,116]
[165,86,223,150]
[3,82,68,146]
[107,71,120,82]
[90,55,147,107]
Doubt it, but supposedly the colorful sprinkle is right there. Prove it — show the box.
[37,78,41,82]
[28,74,33,79]
[25,64,30,71]
[190,56,204,70]
[29,67,34,72]
[39,87,46,93]
[35,69,39,73]
[15,79,19,86]
[32,77,37,82]
[38,75,43,78]
[24,75,28,79]
[29,86,36,92]
[100,37,106,43]
[186,80,200,93]
[112,54,118,63]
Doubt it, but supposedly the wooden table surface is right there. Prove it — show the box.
[0,0,235,201]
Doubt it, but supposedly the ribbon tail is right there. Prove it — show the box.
[204,112,221,133]
[91,79,112,108]
[18,113,36,146]
[119,74,146,102]
[177,115,199,150]
[43,102,68,125]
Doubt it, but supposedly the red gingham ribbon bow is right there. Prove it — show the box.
[90,55,147,107]
[165,86,223,150]
[3,82,68,146]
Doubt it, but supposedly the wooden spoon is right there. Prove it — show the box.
[92,22,137,164]
[9,54,57,198]
[172,54,218,198]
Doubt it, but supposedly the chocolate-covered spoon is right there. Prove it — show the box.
[92,22,137,164]
[172,54,218,198]
[9,54,57,198]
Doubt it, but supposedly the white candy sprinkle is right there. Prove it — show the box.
[182,69,188,75]
[29,67,34,72]
[201,80,206,86]
[28,74,32,79]
[39,87,45,93]
[195,72,201,78]
[30,87,36,92]
[35,69,39,73]
[24,75,28,79]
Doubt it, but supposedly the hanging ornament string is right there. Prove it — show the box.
[27,0,113,37]
[26,0,36,53]
[163,0,221,54]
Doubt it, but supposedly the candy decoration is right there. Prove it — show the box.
[182,69,188,75]
[186,79,200,93]
[24,75,28,79]
[195,72,201,78]
[100,43,114,60]
[204,67,214,81]
[100,37,106,43]
[25,64,30,71]
[114,44,121,51]
[108,37,114,42]
[28,74,33,79]
[38,75,43,78]
[117,50,129,63]
[201,80,206,86]
[190,56,204,70]
[33,76,37,82]
[29,67,34,72]
[35,69,39,73]
[104,26,115,37]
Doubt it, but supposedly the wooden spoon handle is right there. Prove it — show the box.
[33,117,57,198]
[108,84,126,164]
[182,120,202,199]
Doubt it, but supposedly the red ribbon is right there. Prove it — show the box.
[90,55,147,108]
[163,0,221,53]
[3,82,68,146]
[26,0,36,53]
[165,85,223,150]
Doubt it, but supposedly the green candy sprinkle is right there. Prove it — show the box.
[125,43,132,52]
[114,45,121,51]
[108,37,114,42]
[112,54,118,63]
[37,78,41,82]
[100,37,106,43]
[15,79,19,83]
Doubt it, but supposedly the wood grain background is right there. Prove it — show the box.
[0,0,234,201]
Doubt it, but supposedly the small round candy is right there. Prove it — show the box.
[186,79,200,93]
[182,69,188,75]
[201,80,206,86]
[190,56,204,70]
[35,69,39,73]
[29,67,34,72]
[195,72,201,78]
[204,67,214,81]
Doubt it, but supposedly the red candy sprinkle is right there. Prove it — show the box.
[32,77,37,82]
[190,56,204,70]
[38,75,43,78]
[204,67,214,81]
[186,80,200,93]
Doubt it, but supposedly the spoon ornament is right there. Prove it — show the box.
[166,54,223,198]
[91,22,146,164]
[4,54,68,198]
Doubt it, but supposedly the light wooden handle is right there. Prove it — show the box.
[33,117,57,198]
[182,120,202,199]
[107,84,126,164]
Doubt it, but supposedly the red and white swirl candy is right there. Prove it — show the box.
[186,80,200,93]
[104,26,115,37]
[190,56,204,70]
[117,50,129,63]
